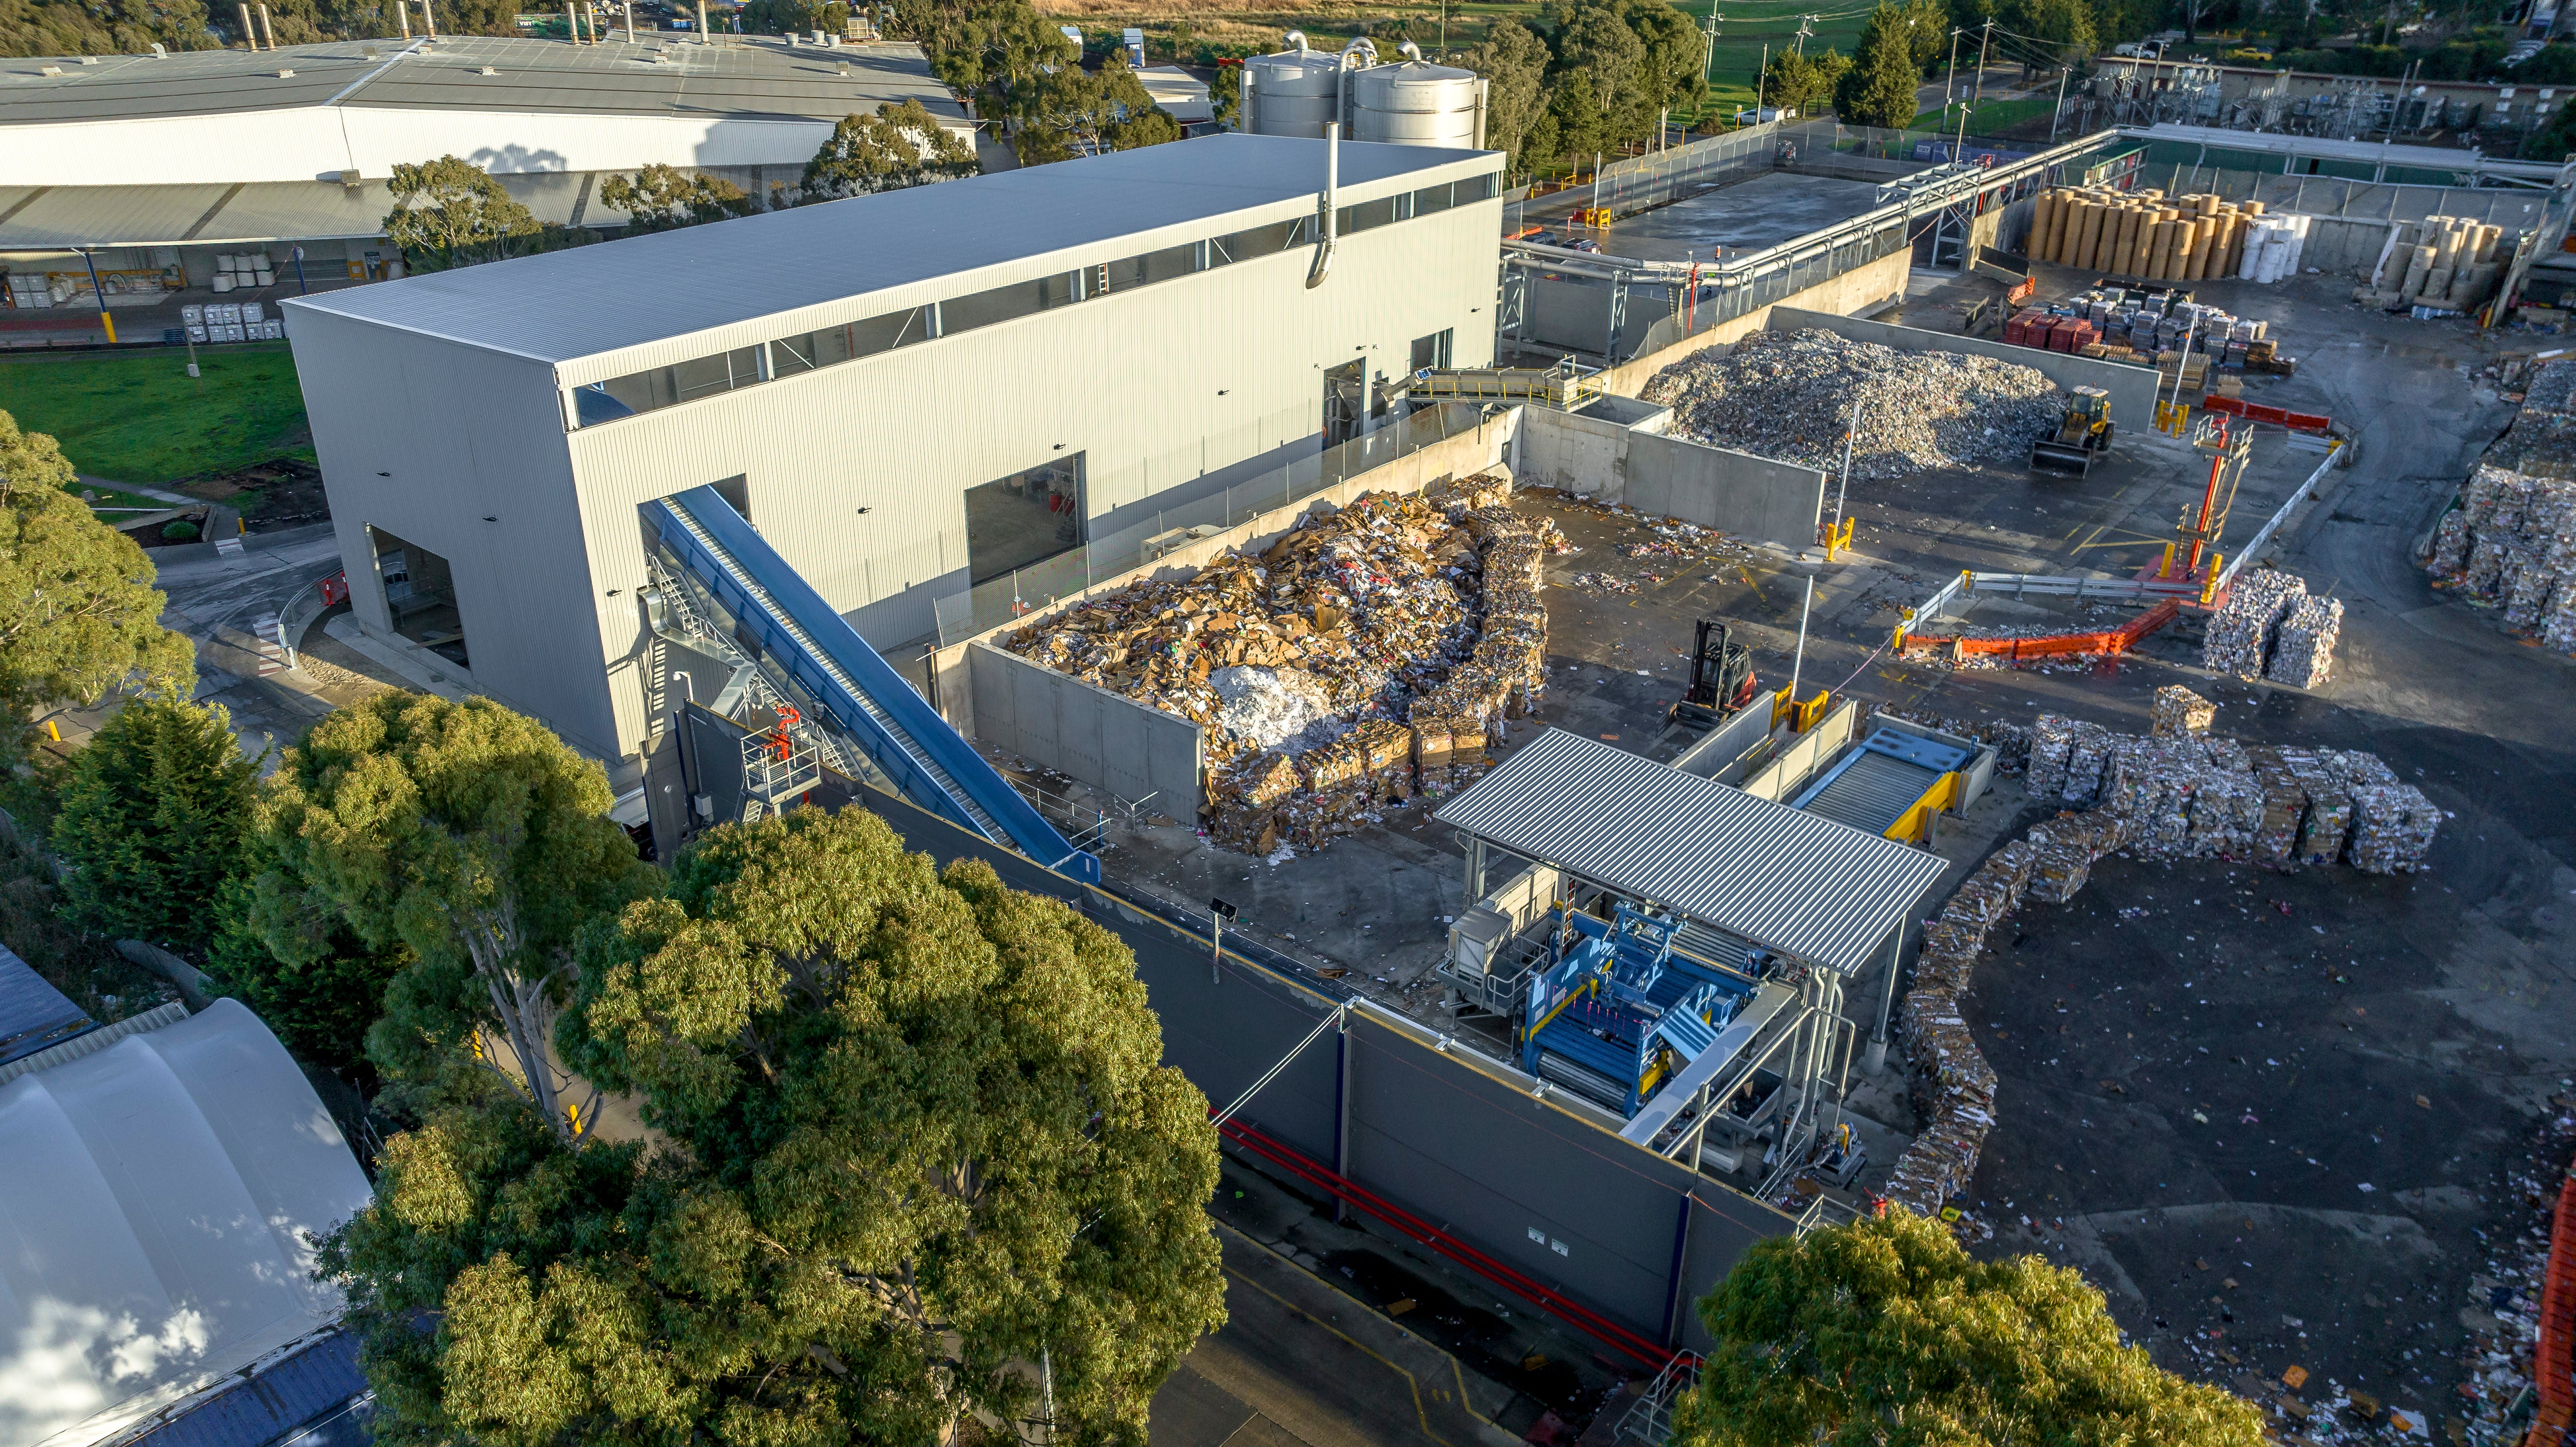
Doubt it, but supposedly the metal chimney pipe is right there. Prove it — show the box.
[258,3,277,48]
[397,0,409,37]
[422,0,436,39]
[1305,122,1339,290]
[236,2,256,47]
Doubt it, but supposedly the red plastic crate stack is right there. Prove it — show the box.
[2048,318,2099,353]
[2529,1165,2576,1447]
[2004,310,2041,347]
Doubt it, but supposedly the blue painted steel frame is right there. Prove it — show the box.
[644,488,1100,884]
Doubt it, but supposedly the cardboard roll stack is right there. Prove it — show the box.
[2356,213,2509,315]
[2427,461,2576,655]
[2032,185,2264,284]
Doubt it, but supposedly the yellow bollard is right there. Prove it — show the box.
[2158,541,2176,579]
[46,720,62,742]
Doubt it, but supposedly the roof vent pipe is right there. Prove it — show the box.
[1399,39,1421,61]
[1333,37,1375,135]
[1282,29,1307,50]
[1306,121,1338,290]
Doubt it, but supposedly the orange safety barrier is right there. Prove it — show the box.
[1903,598,2180,661]
[2528,1163,2576,1447]
[2201,396,2332,433]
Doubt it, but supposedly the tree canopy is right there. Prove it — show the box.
[1460,0,1712,179]
[50,698,257,955]
[800,100,981,199]
[322,806,1226,1446]
[1674,1209,2268,1447]
[381,157,589,272]
[0,410,195,767]
[253,693,659,1143]
[1838,4,1937,128]
[0,0,215,54]
[600,163,758,233]
[1760,47,1850,119]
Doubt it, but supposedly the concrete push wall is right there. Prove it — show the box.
[967,642,1204,816]
[1769,304,2163,433]
[1626,433,1826,551]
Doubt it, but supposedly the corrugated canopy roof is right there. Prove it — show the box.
[0,171,635,249]
[0,999,372,1447]
[0,34,965,128]
[1435,729,1951,976]
[284,133,1498,365]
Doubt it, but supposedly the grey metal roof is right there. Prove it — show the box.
[1435,729,1951,976]
[0,941,93,1066]
[284,133,1499,365]
[2125,123,2562,182]
[0,35,964,127]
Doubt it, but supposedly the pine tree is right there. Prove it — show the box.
[50,698,257,955]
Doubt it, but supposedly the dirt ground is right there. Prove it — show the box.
[182,457,330,532]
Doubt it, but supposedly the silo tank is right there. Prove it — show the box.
[1243,47,1343,138]
[1352,61,1482,148]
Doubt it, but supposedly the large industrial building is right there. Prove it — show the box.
[284,132,1503,767]
[0,34,966,309]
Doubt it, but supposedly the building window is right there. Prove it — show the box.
[769,307,934,378]
[563,167,1503,431]
[1410,328,1453,373]
[592,344,764,419]
[964,454,1085,584]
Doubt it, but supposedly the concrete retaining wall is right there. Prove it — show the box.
[1626,433,1827,550]
[1769,304,2164,434]
[1595,246,1913,396]
[967,643,1204,817]
[1515,395,1670,496]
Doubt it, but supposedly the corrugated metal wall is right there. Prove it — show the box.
[966,642,1202,813]
[285,307,629,758]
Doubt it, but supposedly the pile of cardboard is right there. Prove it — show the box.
[2202,569,2314,681]
[2148,684,2215,738]
[2426,461,2576,656]
[2265,595,2344,689]
[1177,474,1551,854]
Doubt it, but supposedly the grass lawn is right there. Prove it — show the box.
[0,343,313,486]
[1908,94,2060,136]
[1679,0,1870,117]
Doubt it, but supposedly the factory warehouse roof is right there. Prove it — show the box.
[1435,728,1952,976]
[0,35,965,128]
[287,133,1499,365]
[0,942,92,1067]
[0,999,374,1447]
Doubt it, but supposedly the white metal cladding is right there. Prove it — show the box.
[286,134,1500,371]
[291,176,1499,763]
[1434,729,1950,976]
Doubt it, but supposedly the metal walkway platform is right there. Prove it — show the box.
[644,486,1099,883]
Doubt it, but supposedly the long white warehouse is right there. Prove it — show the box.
[283,134,1503,768]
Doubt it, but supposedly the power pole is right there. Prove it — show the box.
[1944,28,1961,115]
[1969,18,1994,112]
[1757,42,1767,122]
[1794,13,1813,54]
[2050,65,2069,140]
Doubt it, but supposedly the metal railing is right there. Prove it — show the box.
[933,401,1493,646]
[1614,1355,1702,1445]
